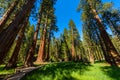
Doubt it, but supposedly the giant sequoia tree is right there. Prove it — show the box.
[0,0,120,71]
[78,0,120,66]
[0,0,19,32]
[102,10,120,40]
[68,19,80,61]
[36,0,57,63]
[24,0,44,67]
[5,18,28,69]
[82,22,95,64]
[0,0,36,64]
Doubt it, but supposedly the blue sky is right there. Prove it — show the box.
[29,0,120,38]
[54,0,120,38]
[54,0,81,38]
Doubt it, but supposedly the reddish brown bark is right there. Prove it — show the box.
[0,0,36,64]
[36,16,48,63]
[95,28,111,63]
[24,18,41,67]
[44,25,52,61]
[24,19,41,67]
[71,41,75,61]
[24,4,43,67]
[36,27,47,62]
[90,4,120,66]
[45,34,50,61]
[5,18,28,69]
[0,0,19,32]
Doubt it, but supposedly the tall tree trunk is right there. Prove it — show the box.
[0,0,19,32]
[36,28,46,62]
[95,46,103,61]
[71,41,75,61]
[90,4,120,66]
[45,32,51,61]
[0,0,36,64]
[36,15,48,63]
[71,27,75,61]
[87,25,94,64]
[88,46,94,64]
[45,24,53,61]
[43,29,48,61]
[24,4,43,67]
[63,35,71,61]
[5,18,28,69]
[95,29,111,62]
[24,19,41,67]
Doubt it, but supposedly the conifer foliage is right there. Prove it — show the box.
[0,0,120,70]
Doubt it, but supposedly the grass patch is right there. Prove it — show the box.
[22,62,90,80]
[21,62,120,80]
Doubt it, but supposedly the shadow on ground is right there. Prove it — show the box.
[21,62,91,80]
[101,65,120,80]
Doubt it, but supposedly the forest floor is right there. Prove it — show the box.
[21,61,120,80]
[1,61,120,80]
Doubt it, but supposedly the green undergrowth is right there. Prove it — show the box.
[0,65,15,79]
[21,62,120,80]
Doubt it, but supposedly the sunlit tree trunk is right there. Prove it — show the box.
[36,15,48,63]
[71,41,75,61]
[36,28,46,62]
[24,4,43,67]
[43,30,48,61]
[24,19,41,67]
